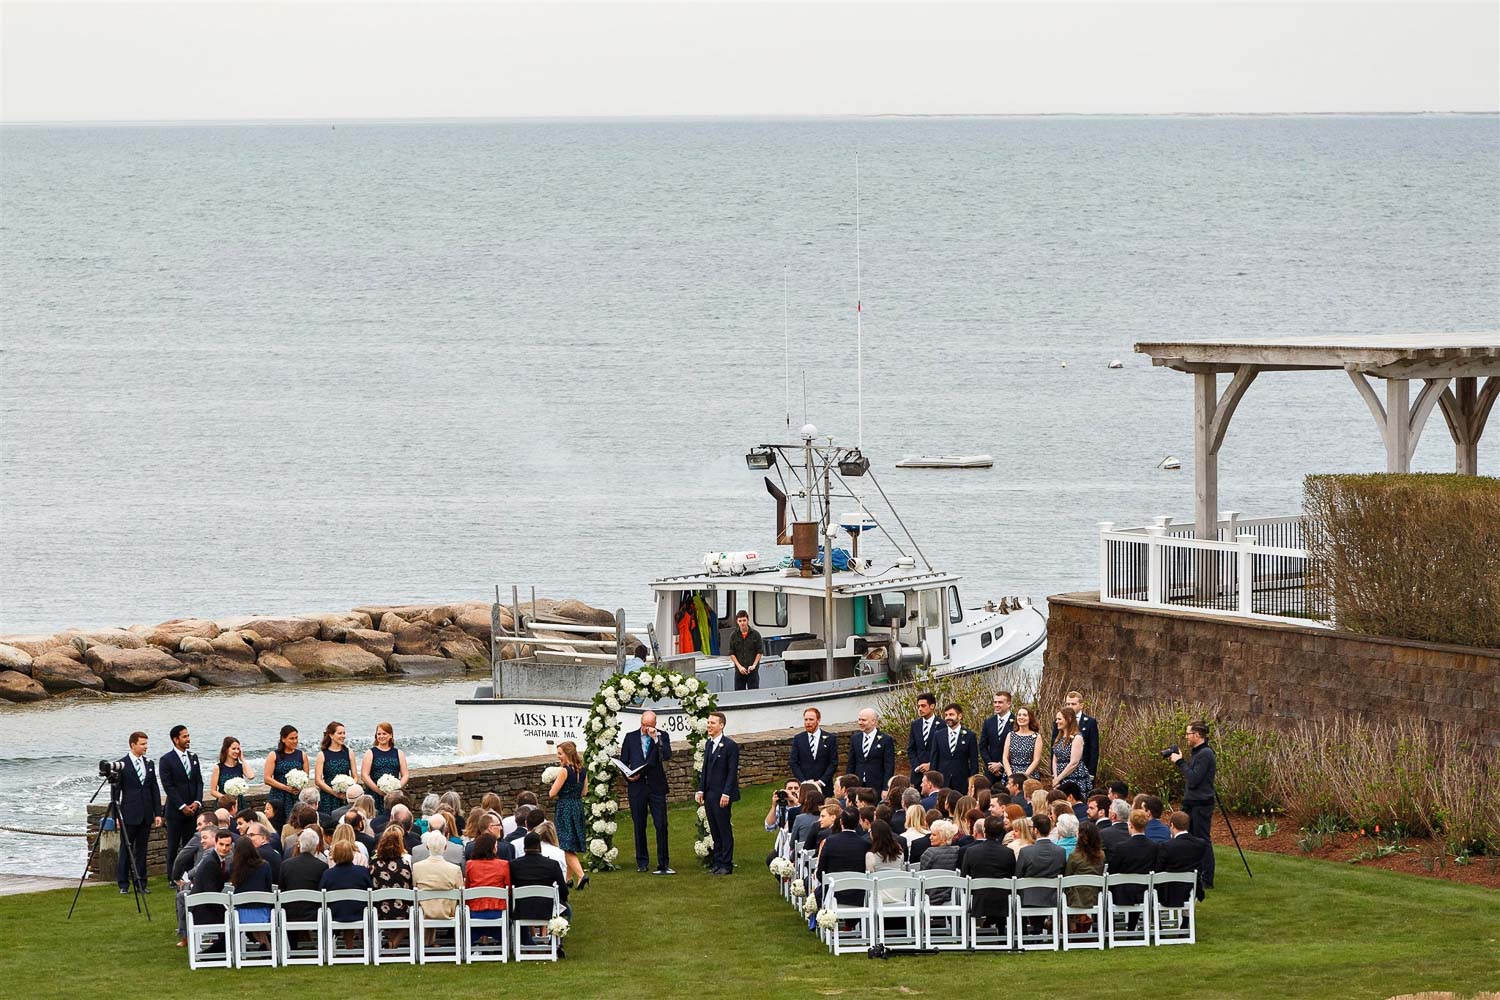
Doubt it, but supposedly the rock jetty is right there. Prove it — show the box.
[0,597,622,703]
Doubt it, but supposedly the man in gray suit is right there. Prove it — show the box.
[1015,813,1066,935]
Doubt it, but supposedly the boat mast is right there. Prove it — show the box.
[823,451,835,681]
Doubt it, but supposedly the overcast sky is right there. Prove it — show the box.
[2,1,1496,122]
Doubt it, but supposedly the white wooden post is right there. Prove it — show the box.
[1145,525,1166,606]
[1236,533,1256,616]
[1221,510,1239,542]
[1097,522,1115,599]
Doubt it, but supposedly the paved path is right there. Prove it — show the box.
[0,873,93,896]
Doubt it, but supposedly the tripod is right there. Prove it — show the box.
[68,777,152,921]
[1218,796,1252,878]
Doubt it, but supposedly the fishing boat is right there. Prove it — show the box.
[456,429,1046,759]
[895,454,994,469]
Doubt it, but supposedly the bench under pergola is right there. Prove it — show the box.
[1133,333,1499,539]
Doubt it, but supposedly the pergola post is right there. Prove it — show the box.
[1193,371,1218,540]
[1439,376,1500,475]
[1385,378,1411,473]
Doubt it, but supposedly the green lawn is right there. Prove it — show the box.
[7,785,1498,1000]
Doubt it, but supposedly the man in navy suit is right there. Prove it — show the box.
[905,692,939,784]
[1051,690,1100,780]
[977,691,1015,780]
[846,708,894,792]
[931,703,980,793]
[620,710,673,874]
[158,723,204,886]
[696,711,739,875]
[115,730,162,894]
[788,706,838,791]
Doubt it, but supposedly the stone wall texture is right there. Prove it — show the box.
[1042,592,1499,748]
[86,722,859,877]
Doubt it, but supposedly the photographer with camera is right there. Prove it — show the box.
[763,779,801,833]
[111,731,163,895]
[1168,720,1216,893]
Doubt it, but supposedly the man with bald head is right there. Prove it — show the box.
[620,710,674,874]
[846,708,895,793]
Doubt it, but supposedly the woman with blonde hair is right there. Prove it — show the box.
[547,741,589,889]
[331,822,369,867]
[1001,804,1026,844]
[1007,817,1036,859]
[1030,788,1050,823]
[900,804,928,845]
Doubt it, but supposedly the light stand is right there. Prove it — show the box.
[68,776,152,920]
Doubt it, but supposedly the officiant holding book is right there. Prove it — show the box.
[619,711,673,875]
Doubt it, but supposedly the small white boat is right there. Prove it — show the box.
[895,454,994,469]
[1158,455,1182,470]
[1108,359,1124,369]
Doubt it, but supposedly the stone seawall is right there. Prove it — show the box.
[1042,591,1499,748]
[85,722,860,877]
[0,596,622,704]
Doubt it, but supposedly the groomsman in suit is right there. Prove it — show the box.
[905,692,939,784]
[696,712,740,875]
[978,691,1015,780]
[846,708,895,792]
[931,703,980,793]
[620,710,673,874]
[115,731,163,894]
[158,724,204,886]
[788,707,838,791]
[1052,690,1100,779]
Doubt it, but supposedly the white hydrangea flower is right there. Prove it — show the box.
[604,696,620,712]
[693,752,704,769]
[589,838,608,857]
[588,717,601,732]
[602,800,618,814]
[619,677,636,696]
[594,783,610,798]
[592,819,609,833]
[696,805,706,822]
[816,909,837,930]
[685,678,700,692]
[604,847,619,863]
[802,895,818,915]
[605,821,618,834]
[691,717,708,734]
[672,683,687,698]
[693,840,711,858]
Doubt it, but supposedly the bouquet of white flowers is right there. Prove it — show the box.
[790,878,807,898]
[768,857,794,879]
[542,765,562,783]
[802,894,818,916]
[547,916,571,938]
[815,908,838,930]
[330,774,356,794]
[693,839,711,858]
[284,768,311,790]
[377,774,402,794]
[222,777,249,797]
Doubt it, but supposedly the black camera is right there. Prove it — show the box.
[1159,745,1179,760]
[98,759,124,782]
[775,790,789,804]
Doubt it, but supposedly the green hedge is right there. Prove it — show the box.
[1304,473,1500,648]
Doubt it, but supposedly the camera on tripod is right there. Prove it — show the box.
[1158,744,1180,760]
[98,759,125,783]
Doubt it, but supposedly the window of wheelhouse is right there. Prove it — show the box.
[920,590,942,630]
[753,589,788,628]
[948,586,963,624]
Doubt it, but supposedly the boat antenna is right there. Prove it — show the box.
[855,153,863,450]
[802,370,808,427]
[783,266,790,431]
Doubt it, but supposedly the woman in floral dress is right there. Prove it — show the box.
[548,741,589,889]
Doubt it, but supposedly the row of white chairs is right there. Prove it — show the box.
[789,860,1196,953]
[183,886,565,969]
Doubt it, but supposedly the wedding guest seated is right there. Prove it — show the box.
[372,790,409,836]
[967,774,992,800]
[1064,820,1105,934]
[834,774,859,808]
[371,825,413,944]
[173,824,218,948]
[866,819,906,904]
[790,786,824,848]
[1001,804,1025,844]
[188,828,233,955]
[817,810,871,905]
[413,830,464,946]
[331,785,364,826]
[961,815,1016,931]
[414,813,470,865]
[389,804,422,851]
[1086,794,1111,827]
[534,820,568,873]
[918,820,962,903]
[1054,812,1079,858]
[417,794,442,834]
[248,822,282,886]
[464,832,511,945]
[1004,773,1027,807]
[958,808,984,854]
[809,803,841,852]
[480,791,505,819]
[230,837,274,950]
[320,840,373,946]
[280,828,329,925]
[1007,816,1035,859]
[857,805,876,838]
[1157,810,1209,904]
[1108,810,1158,929]
[439,791,464,825]
[1029,788,1050,822]
[510,833,570,954]
[506,792,539,839]
[855,788,880,811]
[1106,780,1129,804]
[919,771,944,810]
[1100,799,1133,856]
[1057,782,1087,821]
[331,824,369,868]
[907,809,941,864]
[1016,813,1064,933]
[506,804,534,845]
[764,780,803,833]
[345,810,377,855]
[1142,796,1171,843]
[462,812,500,861]
[899,804,928,848]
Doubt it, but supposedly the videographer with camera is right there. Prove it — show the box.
[1168,720,1216,894]
[763,779,801,833]
[110,731,163,895]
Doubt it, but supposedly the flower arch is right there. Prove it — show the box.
[580,667,718,871]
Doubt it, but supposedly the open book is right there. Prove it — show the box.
[610,757,646,778]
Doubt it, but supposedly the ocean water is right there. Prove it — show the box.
[1,115,1497,875]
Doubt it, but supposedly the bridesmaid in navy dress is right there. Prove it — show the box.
[209,736,256,811]
[316,721,357,815]
[359,721,408,811]
[263,725,310,824]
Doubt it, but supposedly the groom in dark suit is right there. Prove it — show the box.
[788,706,838,791]
[696,712,740,875]
[620,710,673,874]
[978,691,1015,780]
[158,724,204,886]
[116,731,162,893]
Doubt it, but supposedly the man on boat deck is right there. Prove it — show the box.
[728,610,763,691]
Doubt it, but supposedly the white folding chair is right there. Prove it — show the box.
[414,888,465,964]
[323,888,372,965]
[872,871,922,951]
[1013,876,1061,951]
[1150,872,1197,945]
[918,871,968,951]
[1060,874,1107,950]
[277,889,326,966]
[510,886,561,961]
[370,887,417,965]
[1104,873,1152,948]
[464,888,510,963]
[184,890,232,970]
[822,873,875,955]
[230,890,279,968]
[966,877,1015,951]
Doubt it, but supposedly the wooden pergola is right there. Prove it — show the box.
[1134,333,1500,539]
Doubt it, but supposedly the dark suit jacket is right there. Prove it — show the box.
[978,713,1016,770]
[920,791,938,811]
[1106,834,1160,905]
[906,717,938,779]
[698,736,740,802]
[620,728,672,796]
[1144,818,1172,843]
[960,839,1016,922]
[1100,821,1132,857]
[279,853,329,921]
[257,842,283,886]
[509,852,568,919]
[319,862,373,922]
[1016,839,1066,907]
[931,725,980,792]
[789,730,839,790]
[816,831,869,905]
[188,849,229,921]
[846,731,895,791]
[171,842,203,882]
[115,754,160,827]
[158,749,204,816]
[1051,714,1100,778]
[1156,833,1209,906]
[908,834,932,865]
